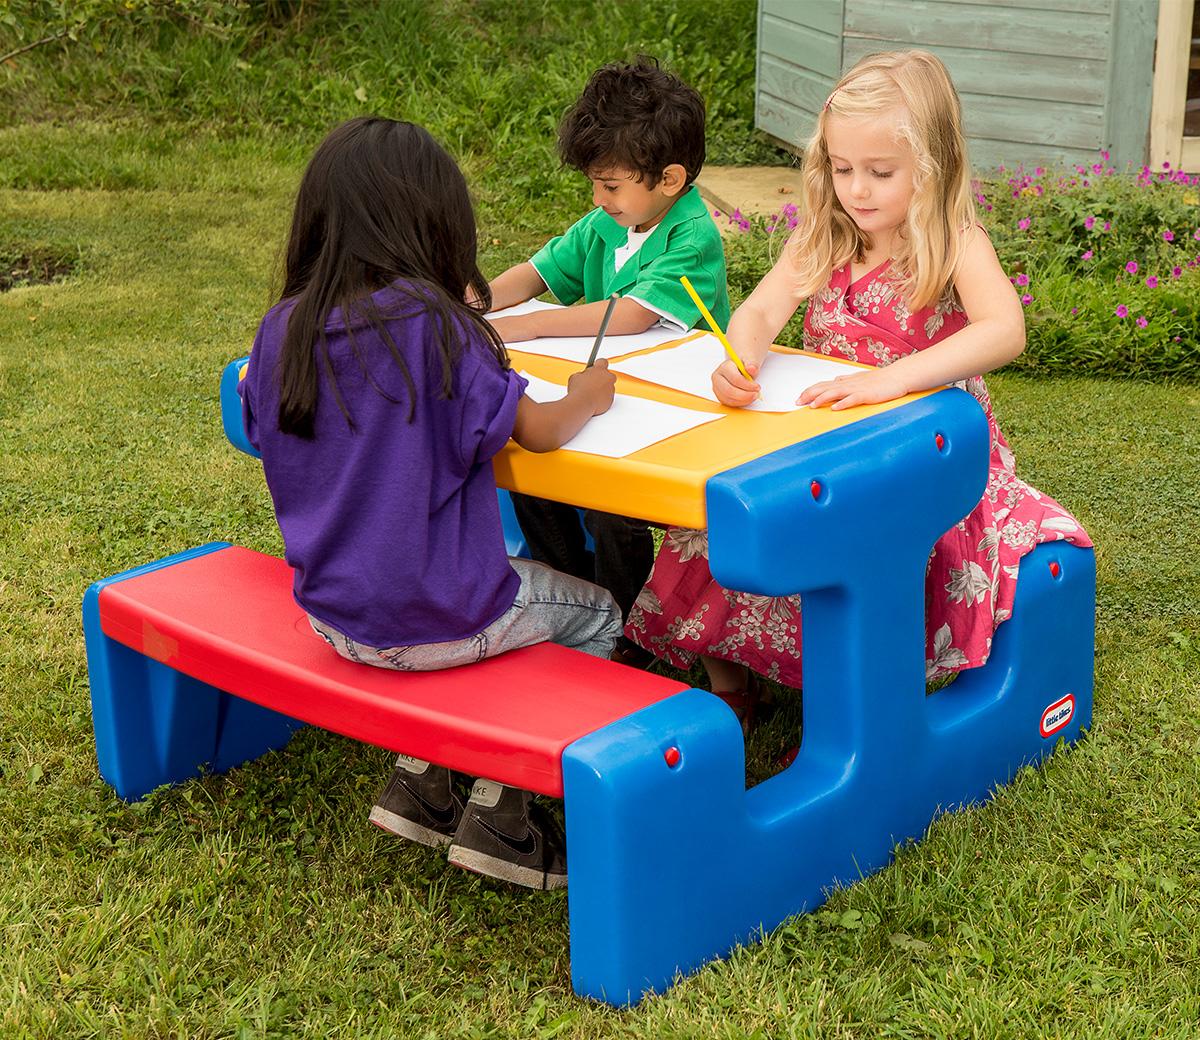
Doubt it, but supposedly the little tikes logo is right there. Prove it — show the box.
[1039,694,1075,738]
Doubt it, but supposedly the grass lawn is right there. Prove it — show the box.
[2,0,1200,1030]
[1,123,1198,1039]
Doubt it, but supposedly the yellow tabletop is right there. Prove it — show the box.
[496,336,932,530]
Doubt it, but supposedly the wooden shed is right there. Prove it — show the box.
[755,0,1200,171]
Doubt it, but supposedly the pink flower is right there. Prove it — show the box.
[1146,276,1158,288]
[1021,293,1033,306]
[1035,166,1044,176]
[1172,266,1183,278]
[1163,230,1175,242]
[1082,250,1094,261]
[1101,149,1110,160]
[1084,216,1095,230]
[712,209,721,217]
[1070,307,1079,315]
[1015,273,1029,287]
[1136,316,1149,328]
[1194,228,1200,241]
[1115,305,1128,318]
[1104,221,1112,231]
[1125,260,1138,274]
[1092,163,1103,173]
[1017,218,1031,231]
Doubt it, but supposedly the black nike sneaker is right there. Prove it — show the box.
[368,755,463,847]
[447,780,567,890]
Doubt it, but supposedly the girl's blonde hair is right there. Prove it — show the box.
[790,50,975,310]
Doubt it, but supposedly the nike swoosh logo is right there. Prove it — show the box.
[474,816,539,857]
[403,784,459,828]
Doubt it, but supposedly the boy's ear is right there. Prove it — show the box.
[659,163,687,197]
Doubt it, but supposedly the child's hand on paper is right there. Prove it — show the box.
[488,315,536,343]
[712,359,760,408]
[798,367,908,410]
[567,358,616,415]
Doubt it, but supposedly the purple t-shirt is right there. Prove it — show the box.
[240,283,527,648]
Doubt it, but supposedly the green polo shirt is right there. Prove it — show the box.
[529,185,730,331]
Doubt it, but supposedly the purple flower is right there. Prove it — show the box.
[1070,307,1079,315]
[1125,260,1138,274]
[1017,218,1031,231]
[1015,273,1029,287]
[1115,305,1128,318]
[1172,266,1183,278]
[1082,250,1094,261]
[1084,216,1095,230]
[1021,293,1033,306]
[1136,316,1149,328]
[712,209,721,217]
[1163,230,1175,242]
[1104,221,1112,231]
[1146,276,1158,288]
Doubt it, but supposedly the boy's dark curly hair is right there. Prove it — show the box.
[557,56,706,187]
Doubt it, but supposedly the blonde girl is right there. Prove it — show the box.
[624,51,1091,726]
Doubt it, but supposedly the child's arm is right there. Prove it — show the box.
[799,228,1025,410]
[712,248,806,407]
[489,262,548,312]
[490,296,658,343]
[511,359,616,453]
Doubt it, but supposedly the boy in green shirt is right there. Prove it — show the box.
[488,57,729,667]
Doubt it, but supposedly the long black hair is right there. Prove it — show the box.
[275,117,509,438]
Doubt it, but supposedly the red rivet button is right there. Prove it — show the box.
[810,480,822,499]
[663,746,681,768]
[935,433,945,451]
[1049,561,1061,578]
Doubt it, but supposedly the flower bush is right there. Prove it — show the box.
[719,153,1200,380]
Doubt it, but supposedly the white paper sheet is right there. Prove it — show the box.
[486,300,691,362]
[519,372,724,458]
[485,299,563,319]
[610,333,855,412]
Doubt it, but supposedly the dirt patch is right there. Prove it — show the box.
[0,249,76,292]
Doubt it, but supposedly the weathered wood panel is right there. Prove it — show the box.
[844,0,1109,60]
[761,0,843,37]
[932,0,1109,12]
[841,37,1107,105]
[760,13,842,80]
[1105,0,1157,166]
[959,91,1104,150]
[756,0,843,149]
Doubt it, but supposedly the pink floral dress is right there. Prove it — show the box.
[625,261,1093,686]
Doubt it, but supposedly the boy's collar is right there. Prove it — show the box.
[592,184,707,248]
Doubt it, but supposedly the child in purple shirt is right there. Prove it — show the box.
[240,117,621,890]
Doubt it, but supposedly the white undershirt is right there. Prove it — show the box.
[613,227,654,273]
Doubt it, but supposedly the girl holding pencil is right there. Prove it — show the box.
[624,51,1091,733]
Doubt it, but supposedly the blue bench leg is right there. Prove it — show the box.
[82,546,303,802]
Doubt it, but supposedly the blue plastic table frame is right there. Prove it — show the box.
[205,360,1096,1003]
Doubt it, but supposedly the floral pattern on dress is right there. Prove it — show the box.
[625,260,1093,687]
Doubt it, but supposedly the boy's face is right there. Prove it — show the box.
[588,164,686,233]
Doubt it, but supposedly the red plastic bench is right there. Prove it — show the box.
[85,543,689,799]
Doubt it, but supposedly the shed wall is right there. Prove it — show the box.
[755,0,1159,171]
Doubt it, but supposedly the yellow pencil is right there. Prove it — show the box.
[679,276,753,381]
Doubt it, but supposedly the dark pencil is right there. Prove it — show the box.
[586,292,620,368]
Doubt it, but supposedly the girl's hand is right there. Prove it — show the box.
[488,316,536,343]
[567,358,616,415]
[712,359,761,408]
[798,367,908,410]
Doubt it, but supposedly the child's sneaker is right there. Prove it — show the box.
[447,780,567,890]
[368,754,463,847]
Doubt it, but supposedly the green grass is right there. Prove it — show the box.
[3,129,1199,1040]
[3,2,1200,1034]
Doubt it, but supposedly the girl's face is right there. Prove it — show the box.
[824,108,916,250]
